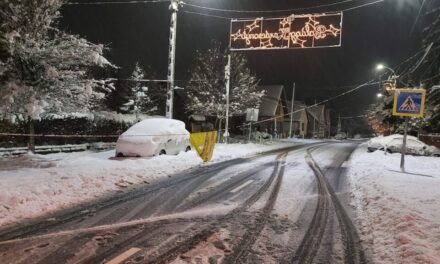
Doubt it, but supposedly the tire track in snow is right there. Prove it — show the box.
[142,152,288,264]
[290,146,366,264]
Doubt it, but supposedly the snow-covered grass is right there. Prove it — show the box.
[348,144,440,264]
[0,141,298,228]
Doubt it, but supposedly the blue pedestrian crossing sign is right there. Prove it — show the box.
[392,89,426,118]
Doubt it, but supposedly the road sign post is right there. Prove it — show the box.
[392,89,426,172]
[246,108,259,142]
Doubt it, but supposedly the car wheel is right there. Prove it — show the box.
[185,146,191,152]
[367,147,376,153]
[159,149,166,155]
[116,152,124,157]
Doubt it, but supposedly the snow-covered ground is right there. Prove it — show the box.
[348,144,440,264]
[0,141,299,228]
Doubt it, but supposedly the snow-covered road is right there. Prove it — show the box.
[1,141,438,264]
[0,142,301,228]
[0,142,365,264]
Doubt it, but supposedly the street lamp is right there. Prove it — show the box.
[376,63,398,94]
[376,63,396,76]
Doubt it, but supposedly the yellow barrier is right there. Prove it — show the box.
[190,131,217,162]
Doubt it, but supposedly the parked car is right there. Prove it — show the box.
[334,132,347,140]
[115,118,191,157]
[367,134,440,156]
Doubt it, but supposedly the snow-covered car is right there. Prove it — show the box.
[115,118,191,157]
[367,134,440,156]
[334,132,347,140]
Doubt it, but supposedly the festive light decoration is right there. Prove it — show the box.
[230,13,343,50]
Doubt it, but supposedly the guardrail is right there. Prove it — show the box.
[0,142,116,156]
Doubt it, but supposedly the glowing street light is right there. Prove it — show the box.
[377,92,384,98]
[376,63,396,76]
[375,63,398,94]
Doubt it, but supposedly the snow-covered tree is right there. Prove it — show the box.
[416,6,440,132]
[0,0,115,151]
[119,63,155,118]
[186,43,264,127]
[370,4,440,134]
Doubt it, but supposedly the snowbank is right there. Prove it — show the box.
[0,142,298,227]
[348,144,440,264]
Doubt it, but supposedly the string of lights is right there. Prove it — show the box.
[65,0,169,5]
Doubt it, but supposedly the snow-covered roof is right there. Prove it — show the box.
[256,85,284,117]
[189,115,206,122]
[307,105,325,122]
[122,118,188,136]
[285,101,307,113]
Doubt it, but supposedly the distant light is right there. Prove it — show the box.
[377,93,384,98]
[376,64,385,71]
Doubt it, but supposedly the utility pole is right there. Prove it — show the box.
[288,83,296,138]
[313,100,317,138]
[224,54,231,144]
[166,0,181,119]
[337,114,342,133]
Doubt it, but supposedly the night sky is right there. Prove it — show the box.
[60,0,427,117]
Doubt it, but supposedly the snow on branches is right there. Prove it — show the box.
[0,0,115,122]
[186,43,264,120]
[119,63,156,117]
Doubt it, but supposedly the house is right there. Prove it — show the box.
[255,85,286,137]
[306,105,331,138]
[282,101,308,138]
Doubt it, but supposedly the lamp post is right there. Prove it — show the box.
[376,64,409,171]
[165,0,182,119]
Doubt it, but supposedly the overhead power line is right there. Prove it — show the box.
[180,0,385,21]
[182,0,355,14]
[340,114,368,119]
[237,80,380,128]
[65,0,384,13]
[180,10,233,20]
[65,0,169,5]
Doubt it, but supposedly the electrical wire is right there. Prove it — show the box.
[410,0,426,35]
[340,114,368,119]
[237,80,380,128]
[340,0,384,12]
[180,10,232,20]
[180,0,384,22]
[65,0,169,5]
[182,0,355,14]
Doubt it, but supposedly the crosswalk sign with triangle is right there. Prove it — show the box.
[392,89,426,118]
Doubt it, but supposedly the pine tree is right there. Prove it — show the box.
[186,43,264,127]
[119,63,155,118]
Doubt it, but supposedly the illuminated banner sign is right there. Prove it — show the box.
[230,13,343,50]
